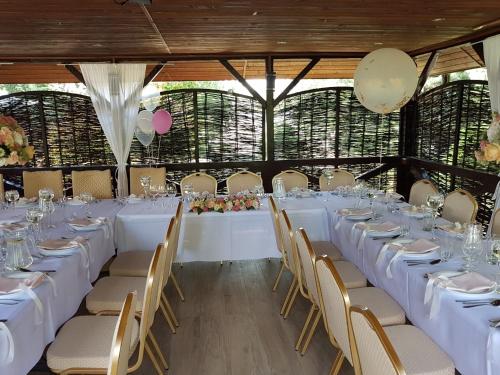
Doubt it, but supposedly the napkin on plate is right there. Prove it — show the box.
[339,208,372,216]
[0,222,28,231]
[38,238,80,250]
[441,272,496,293]
[369,222,400,232]
[0,273,44,294]
[68,218,102,227]
[396,238,439,254]
[437,223,465,234]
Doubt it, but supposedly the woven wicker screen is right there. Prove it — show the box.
[129,89,264,164]
[416,80,497,225]
[274,87,400,160]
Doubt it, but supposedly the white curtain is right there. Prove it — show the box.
[484,35,500,234]
[80,64,146,197]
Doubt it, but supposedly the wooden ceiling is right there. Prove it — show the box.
[0,0,497,82]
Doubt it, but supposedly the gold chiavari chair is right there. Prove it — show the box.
[408,179,438,207]
[109,201,185,302]
[72,169,113,199]
[47,246,165,374]
[226,171,263,194]
[86,218,178,335]
[441,188,478,224]
[180,172,217,195]
[314,256,439,375]
[350,306,454,375]
[0,173,4,202]
[294,229,405,355]
[279,210,365,320]
[269,196,287,291]
[319,169,355,191]
[129,167,166,196]
[272,170,308,191]
[490,208,500,237]
[23,170,64,199]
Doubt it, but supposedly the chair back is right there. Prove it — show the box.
[72,169,113,199]
[268,197,285,262]
[129,167,166,196]
[180,172,217,195]
[295,228,320,305]
[0,173,4,202]
[23,170,64,199]
[226,171,262,194]
[315,256,356,365]
[490,208,500,237]
[159,218,176,290]
[442,189,478,224]
[107,292,137,375]
[272,170,308,192]
[350,306,404,375]
[408,179,437,206]
[278,209,296,274]
[319,169,355,191]
[171,201,184,264]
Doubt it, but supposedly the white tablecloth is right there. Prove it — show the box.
[0,200,121,375]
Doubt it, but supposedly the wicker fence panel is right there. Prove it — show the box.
[274,87,400,161]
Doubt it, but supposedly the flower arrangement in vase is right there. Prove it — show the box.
[476,112,500,163]
[0,115,34,166]
[189,192,260,214]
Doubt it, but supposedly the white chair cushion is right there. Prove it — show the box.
[86,276,145,314]
[384,325,455,375]
[311,240,343,261]
[109,251,153,277]
[47,315,139,372]
[349,287,405,326]
[333,260,367,289]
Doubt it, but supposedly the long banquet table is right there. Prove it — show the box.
[1,194,500,375]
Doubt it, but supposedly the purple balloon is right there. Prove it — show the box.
[152,110,172,135]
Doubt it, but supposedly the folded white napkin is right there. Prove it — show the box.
[338,208,372,216]
[369,222,400,232]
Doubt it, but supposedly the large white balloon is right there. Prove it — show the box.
[143,98,157,112]
[136,110,154,133]
[134,126,154,147]
[354,48,418,114]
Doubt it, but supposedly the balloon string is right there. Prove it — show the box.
[157,135,161,163]
[379,114,384,191]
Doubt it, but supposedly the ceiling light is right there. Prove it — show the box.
[374,42,384,45]
[277,41,287,45]
[432,18,445,22]
[252,11,258,16]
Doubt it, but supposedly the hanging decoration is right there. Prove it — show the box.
[134,126,154,147]
[354,48,418,114]
[152,109,172,135]
[136,110,154,133]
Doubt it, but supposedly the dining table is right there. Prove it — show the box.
[0,193,499,375]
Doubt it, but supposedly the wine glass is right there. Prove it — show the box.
[462,223,482,272]
[139,176,152,198]
[79,192,94,217]
[5,190,20,210]
[26,207,44,242]
[426,193,444,240]
[322,168,334,201]
[166,183,177,208]
[183,184,194,201]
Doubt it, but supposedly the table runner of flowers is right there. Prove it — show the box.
[189,192,260,214]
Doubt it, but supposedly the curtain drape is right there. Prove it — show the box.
[484,35,500,234]
[80,64,146,197]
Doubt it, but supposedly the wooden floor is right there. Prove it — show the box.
[31,259,354,375]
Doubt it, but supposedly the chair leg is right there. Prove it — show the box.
[170,272,185,302]
[145,341,164,375]
[272,262,285,292]
[159,297,176,334]
[280,277,297,315]
[148,331,169,370]
[329,351,345,375]
[162,292,180,327]
[300,308,322,355]
[295,303,316,350]
[283,284,299,319]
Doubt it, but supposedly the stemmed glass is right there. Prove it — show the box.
[166,183,177,208]
[39,188,56,228]
[26,207,44,242]
[426,193,444,240]
[183,184,194,202]
[79,192,94,217]
[5,190,20,211]
[140,176,152,199]
[462,223,483,272]
[322,168,334,201]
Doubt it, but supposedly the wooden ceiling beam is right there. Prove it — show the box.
[64,65,85,84]
[471,43,485,65]
[413,51,439,98]
[144,63,166,86]
[219,59,265,104]
[274,58,320,106]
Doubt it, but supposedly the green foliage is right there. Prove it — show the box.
[0,83,50,94]
[161,81,221,91]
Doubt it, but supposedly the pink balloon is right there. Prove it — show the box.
[152,110,172,135]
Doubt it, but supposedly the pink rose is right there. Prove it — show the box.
[232,205,240,212]
[480,140,488,151]
[245,199,253,208]
[203,207,209,212]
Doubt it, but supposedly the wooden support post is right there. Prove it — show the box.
[265,57,275,162]
[471,42,485,65]
[413,51,438,98]
[219,59,265,104]
[64,65,85,84]
[274,58,320,105]
[397,100,418,199]
[144,63,166,87]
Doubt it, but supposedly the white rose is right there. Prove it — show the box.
[0,158,6,166]
[487,123,500,143]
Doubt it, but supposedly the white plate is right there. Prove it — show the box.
[39,246,79,256]
[345,214,372,221]
[367,230,401,238]
[69,223,101,231]
[66,200,85,206]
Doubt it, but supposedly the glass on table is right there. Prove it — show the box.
[426,193,444,240]
[321,167,335,200]
[26,207,44,242]
[139,175,152,198]
[439,235,454,262]
[5,190,20,210]
[462,223,483,272]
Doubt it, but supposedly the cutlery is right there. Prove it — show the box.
[0,301,19,305]
[462,300,500,308]
[0,319,7,323]
[406,259,441,266]
[19,268,56,273]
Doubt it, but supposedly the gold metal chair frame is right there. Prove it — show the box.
[319,169,355,191]
[491,208,500,237]
[408,179,438,206]
[272,169,309,191]
[443,188,479,223]
[226,170,263,195]
[169,201,185,302]
[349,305,407,375]
[269,196,287,292]
[180,172,217,196]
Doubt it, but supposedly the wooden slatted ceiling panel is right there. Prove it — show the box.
[0,0,498,60]
[0,46,483,83]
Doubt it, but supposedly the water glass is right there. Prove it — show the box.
[5,190,20,210]
[139,175,152,198]
[439,236,454,262]
[463,223,483,272]
[26,208,44,242]
[421,209,433,231]
[273,178,286,199]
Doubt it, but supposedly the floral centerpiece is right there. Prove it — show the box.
[475,112,500,163]
[189,192,260,214]
[0,115,34,166]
